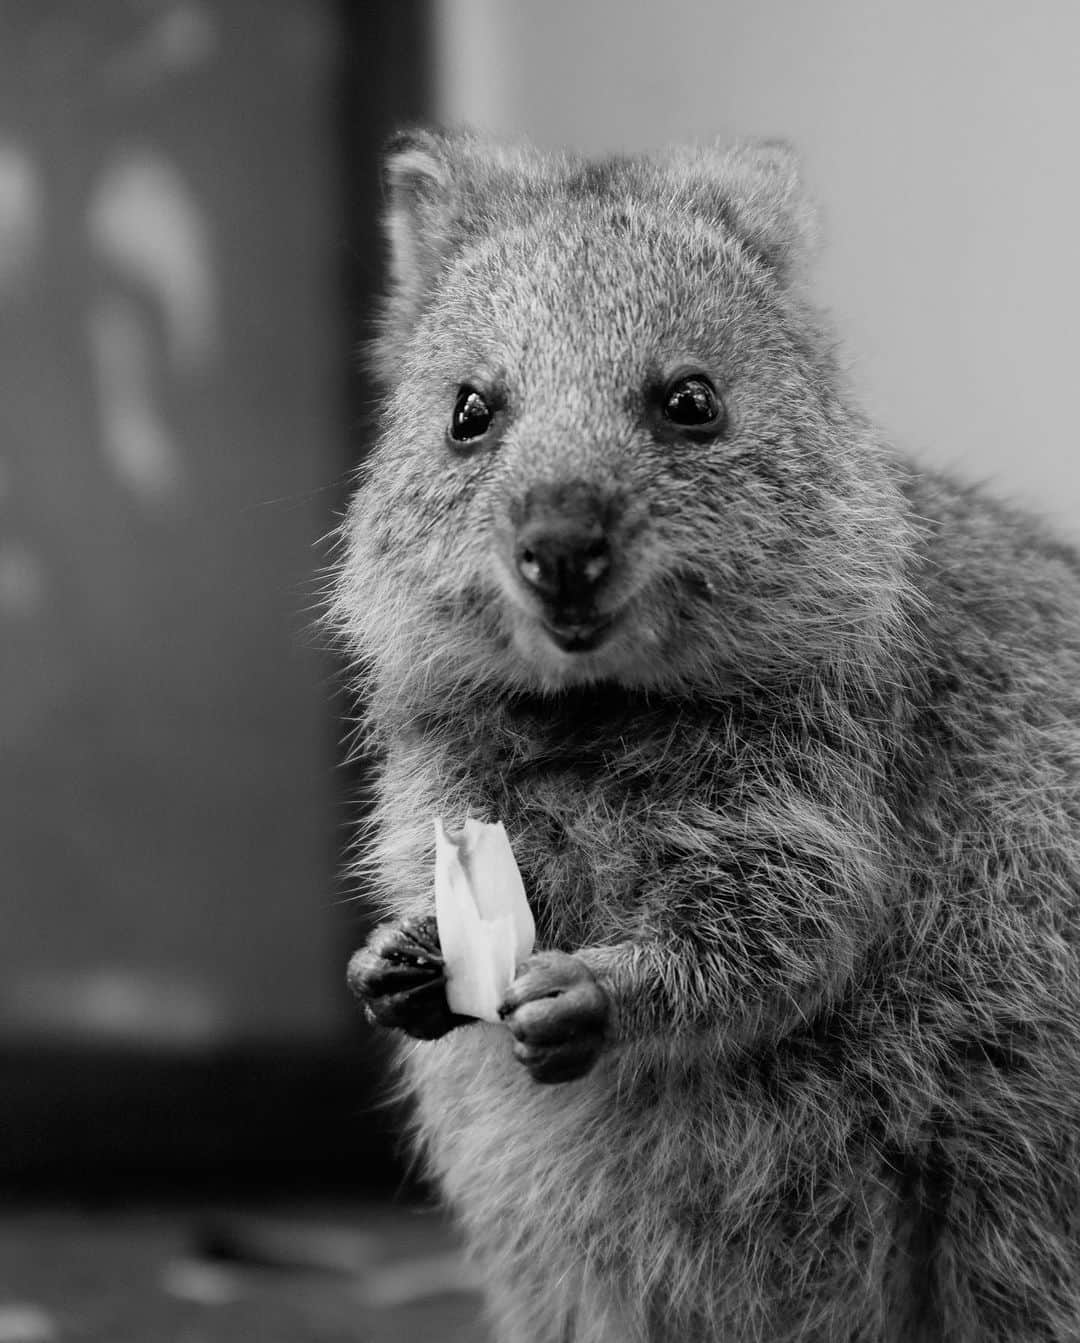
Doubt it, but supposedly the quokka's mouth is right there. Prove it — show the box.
[540,612,618,653]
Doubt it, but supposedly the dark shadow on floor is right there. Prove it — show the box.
[0,1201,491,1343]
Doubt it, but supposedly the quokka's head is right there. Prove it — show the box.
[335,129,911,705]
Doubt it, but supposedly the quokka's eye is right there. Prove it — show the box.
[449,386,494,443]
[662,376,725,432]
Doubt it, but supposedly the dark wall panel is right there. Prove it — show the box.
[0,0,350,1046]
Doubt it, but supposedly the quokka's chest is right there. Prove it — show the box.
[434,722,735,949]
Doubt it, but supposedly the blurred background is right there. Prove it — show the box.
[2,2,1077,1340]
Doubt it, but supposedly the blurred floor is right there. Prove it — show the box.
[0,1202,490,1343]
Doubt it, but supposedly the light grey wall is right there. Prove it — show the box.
[434,0,1080,532]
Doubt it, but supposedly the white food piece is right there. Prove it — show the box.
[434,818,535,1022]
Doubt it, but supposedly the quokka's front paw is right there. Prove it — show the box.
[347,915,473,1041]
[499,951,608,1083]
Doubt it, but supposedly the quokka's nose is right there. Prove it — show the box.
[514,516,612,608]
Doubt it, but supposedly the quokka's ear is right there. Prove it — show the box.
[373,127,562,380]
[671,139,819,281]
[382,129,464,305]
[377,128,466,366]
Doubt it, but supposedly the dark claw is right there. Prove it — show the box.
[347,915,473,1041]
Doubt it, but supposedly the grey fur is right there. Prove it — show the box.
[333,128,1080,1341]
